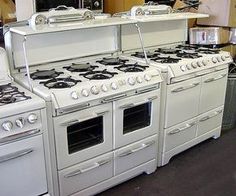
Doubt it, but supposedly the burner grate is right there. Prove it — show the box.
[175,44,199,51]
[195,48,220,54]
[176,51,202,59]
[30,69,63,80]
[151,56,181,63]
[63,63,98,72]
[39,77,81,89]
[115,63,149,72]
[155,48,181,54]
[131,51,159,59]
[97,57,129,65]
[80,70,118,80]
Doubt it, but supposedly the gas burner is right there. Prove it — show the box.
[151,56,181,63]
[80,70,118,80]
[63,63,98,72]
[175,44,199,51]
[131,51,159,58]
[176,51,202,59]
[96,57,129,65]
[115,63,149,72]
[0,84,31,106]
[30,69,63,80]
[155,48,181,54]
[39,77,81,89]
[195,48,220,54]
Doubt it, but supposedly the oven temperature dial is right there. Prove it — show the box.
[91,86,100,95]
[2,121,13,132]
[81,89,89,97]
[28,114,38,124]
[15,118,25,128]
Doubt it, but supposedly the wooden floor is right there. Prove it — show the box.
[98,129,236,196]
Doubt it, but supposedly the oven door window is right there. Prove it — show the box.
[67,116,104,154]
[123,102,151,134]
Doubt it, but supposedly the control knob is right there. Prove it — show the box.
[15,118,25,128]
[28,114,38,124]
[212,57,218,63]
[81,89,89,97]
[128,77,135,85]
[186,64,191,70]
[217,56,222,62]
[101,84,108,92]
[180,65,187,72]
[144,74,151,81]
[197,61,203,67]
[221,56,226,61]
[2,121,13,132]
[91,86,99,95]
[202,60,208,66]
[191,62,197,69]
[111,82,118,90]
[136,76,143,83]
[71,91,78,100]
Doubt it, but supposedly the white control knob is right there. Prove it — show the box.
[202,60,208,66]
[180,65,186,72]
[28,114,38,124]
[217,56,221,62]
[101,84,108,92]
[81,89,89,97]
[91,86,99,95]
[186,64,191,70]
[15,118,25,128]
[136,76,143,83]
[197,61,203,67]
[144,74,151,81]
[71,91,78,100]
[2,121,13,132]
[111,82,118,90]
[191,62,197,68]
[212,57,218,63]
[128,77,136,85]
[221,56,226,61]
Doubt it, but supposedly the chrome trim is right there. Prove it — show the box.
[0,129,41,144]
[171,82,200,93]
[199,110,223,122]
[168,122,196,135]
[0,149,33,164]
[58,103,90,115]
[204,74,227,83]
[60,119,79,126]
[102,93,127,103]
[136,86,159,94]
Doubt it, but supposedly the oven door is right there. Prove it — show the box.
[165,77,201,128]
[114,89,160,149]
[54,103,112,170]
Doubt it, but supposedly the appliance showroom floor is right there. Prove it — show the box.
[98,129,236,196]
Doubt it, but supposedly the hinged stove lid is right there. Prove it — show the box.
[0,48,12,85]
[6,17,136,70]
[121,12,209,52]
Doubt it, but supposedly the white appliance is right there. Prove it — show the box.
[4,14,162,196]
[0,48,50,195]
[120,9,232,166]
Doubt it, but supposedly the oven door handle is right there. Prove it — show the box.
[171,82,200,93]
[168,122,196,135]
[204,74,227,83]
[119,96,158,109]
[0,149,33,164]
[199,110,223,122]
[118,140,156,157]
[64,158,112,178]
[0,129,41,144]
[102,93,127,103]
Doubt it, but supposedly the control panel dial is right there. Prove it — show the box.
[71,91,79,100]
[136,76,143,83]
[101,84,108,92]
[128,77,135,85]
[111,82,118,90]
[15,118,25,128]
[28,114,38,124]
[81,89,89,97]
[2,121,13,132]
[91,86,100,95]
[144,74,151,81]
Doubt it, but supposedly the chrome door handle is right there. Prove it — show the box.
[118,140,155,157]
[96,110,110,116]
[0,149,33,164]
[171,82,200,93]
[0,129,40,144]
[199,110,223,122]
[102,93,127,103]
[119,96,158,109]
[168,122,196,135]
[64,158,112,178]
[60,119,79,126]
[204,74,227,83]
[136,86,159,94]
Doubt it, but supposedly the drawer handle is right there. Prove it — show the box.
[168,122,196,135]
[118,140,156,157]
[171,82,200,93]
[199,110,223,122]
[0,149,33,164]
[64,158,112,178]
[204,74,227,83]
[119,96,158,109]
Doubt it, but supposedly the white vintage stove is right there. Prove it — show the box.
[119,5,233,166]
[0,47,50,195]
[4,9,163,196]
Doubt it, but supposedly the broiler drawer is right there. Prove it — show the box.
[58,152,113,196]
[114,135,157,175]
[164,118,197,152]
[197,106,224,136]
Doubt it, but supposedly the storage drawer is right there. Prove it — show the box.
[164,118,197,152]
[197,107,224,136]
[58,152,113,196]
[114,135,157,175]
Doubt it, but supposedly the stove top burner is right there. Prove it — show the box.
[175,44,199,51]
[131,51,158,59]
[155,48,181,54]
[0,84,31,106]
[80,70,118,80]
[176,51,202,59]
[39,77,81,89]
[195,48,220,54]
[97,57,129,65]
[63,63,98,72]
[30,69,63,80]
[115,63,149,72]
[151,56,181,63]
